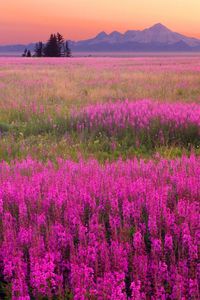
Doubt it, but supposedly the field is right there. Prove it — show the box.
[0,56,199,299]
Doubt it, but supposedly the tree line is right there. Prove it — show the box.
[22,33,72,57]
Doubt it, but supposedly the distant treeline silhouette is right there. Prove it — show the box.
[22,33,71,57]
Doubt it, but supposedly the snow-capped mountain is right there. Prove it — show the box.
[69,23,200,51]
[1,23,200,54]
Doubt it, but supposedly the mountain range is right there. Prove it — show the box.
[1,23,200,54]
[70,23,200,52]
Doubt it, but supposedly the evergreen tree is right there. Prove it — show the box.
[65,41,72,57]
[22,48,27,57]
[27,50,31,57]
[33,33,72,58]
[57,33,65,56]
[34,42,44,57]
[43,34,59,57]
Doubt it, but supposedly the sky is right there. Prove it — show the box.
[0,0,200,44]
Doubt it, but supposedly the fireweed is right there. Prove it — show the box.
[0,57,200,299]
[0,155,199,299]
[71,99,200,149]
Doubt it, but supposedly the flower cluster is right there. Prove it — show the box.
[72,99,200,147]
[0,155,199,299]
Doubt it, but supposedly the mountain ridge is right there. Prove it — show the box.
[69,23,200,51]
[1,23,200,53]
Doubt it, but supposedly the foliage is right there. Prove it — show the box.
[34,42,44,57]
[34,33,72,57]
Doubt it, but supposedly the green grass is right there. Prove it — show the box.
[1,57,200,162]
[0,122,10,134]
[0,108,199,162]
[0,125,199,162]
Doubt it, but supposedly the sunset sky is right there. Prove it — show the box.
[0,0,200,44]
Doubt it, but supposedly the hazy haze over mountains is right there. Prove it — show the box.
[1,23,200,54]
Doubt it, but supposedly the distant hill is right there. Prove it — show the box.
[0,43,35,54]
[1,23,200,54]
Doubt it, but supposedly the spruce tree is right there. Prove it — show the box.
[57,33,65,56]
[43,34,59,57]
[65,41,72,57]
[22,48,27,57]
[34,42,44,57]
[26,50,31,57]
[33,33,72,58]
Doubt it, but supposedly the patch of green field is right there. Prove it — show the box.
[0,127,199,162]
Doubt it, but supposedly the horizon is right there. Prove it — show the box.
[0,22,200,46]
[0,0,200,45]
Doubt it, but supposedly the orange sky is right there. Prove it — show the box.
[0,0,200,44]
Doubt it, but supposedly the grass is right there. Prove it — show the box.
[0,56,200,162]
[0,129,199,163]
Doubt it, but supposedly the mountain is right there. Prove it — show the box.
[69,23,200,52]
[1,23,200,54]
[0,43,35,55]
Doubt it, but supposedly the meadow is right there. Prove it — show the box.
[0,56,200,161]
[0,56,199,299]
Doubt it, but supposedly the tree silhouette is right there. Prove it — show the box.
[22,48,27,57]
[27,50,31,57]
[57,33,65,56]
[43,34,60,57]
[34,42,44,57]
[22,49,32,57]
[65,41,72,57]
[34,33,72,57]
